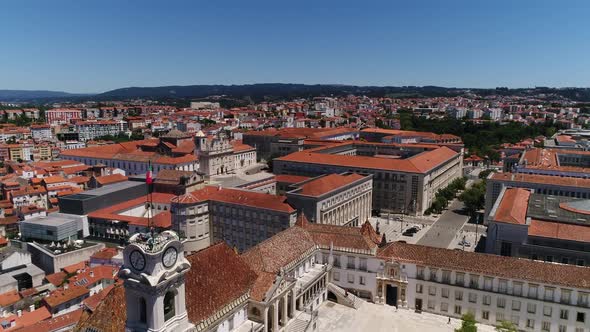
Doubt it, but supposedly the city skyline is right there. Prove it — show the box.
[1,0,590,93]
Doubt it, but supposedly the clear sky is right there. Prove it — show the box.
[1,0,589,93]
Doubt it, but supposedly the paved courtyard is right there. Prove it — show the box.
[316,301,496,332]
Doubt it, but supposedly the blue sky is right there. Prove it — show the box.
[1,0,589,93]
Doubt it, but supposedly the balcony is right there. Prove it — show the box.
[295,264,329,295]
[377,272,408,283]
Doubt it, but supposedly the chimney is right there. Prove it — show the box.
[90,270,94,278]
[29,305,34,312]
[64,283,69,290]
[16,310,22,317]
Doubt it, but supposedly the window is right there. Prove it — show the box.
[359,258,367,271]
[139,298,147,324]
[527,303,536,314]
[347,273,354,284]
[440,302,448,312]
[333,272,340,281]
[541,322,551,332]
[417,267,425,280]
[511,315,519,326]
[442,270,451,284]
[576,312,585,323]
[561,289,571,304]
[482,310,489,320]
[333,255,341,268]
[442,288,449,299]
[427,300,435,310]
[359,276,366,285]
[526,319,534,329]
[545,288,555,301]
[428,286,436,296]
[512,300,521,311]
[513,282,523,296]
[496,312,505,322]
[455,273,464,286]
[497,297,506,308]
[560,309,568,320]
[558,325,566,332]
[454,305,462,315]
[469,293,477,303]
[416,284,423,294]
[347,256,356,269]
[455,290,463,301]
[163,291,176,322]
[483,295,491,306]
[528,284,538,299]
[469,275,479,289]
[579,292,589,307]
[484,277,493,291]
[499,279,508,293]
[543,306,552,317]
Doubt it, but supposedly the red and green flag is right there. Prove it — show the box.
[146,161,153,185]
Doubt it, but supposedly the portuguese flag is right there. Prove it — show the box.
[146,161,153,185]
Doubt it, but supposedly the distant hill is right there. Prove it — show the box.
[0,90,86,102]
[97,84,466,101]
[3,84,590,103]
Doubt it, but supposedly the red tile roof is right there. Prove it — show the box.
[294,173,367,197]
[528,219,590,243]
[95,174,128,185]
[189,186,296,213]
[18,309,82,332]
[492,188,531,225]
[274,174,310,184]
[378,241,590,289]
[43,285,89,308]
[0,290,20,307]
[44,272,67,287]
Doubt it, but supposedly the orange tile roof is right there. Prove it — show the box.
[43,285,89,308]
[82,285,115,312]
[529,219,590,243]
[63,261,87,275]
[189,186,296,213]
[0,290,20,307]
[294,173,367,197]
[43,176,69,185]
[0,307,51,331]
[277,145,458,174]
[490,172,590,188]
[378,241,590,289]
[90,248,119,261]
[95,174,127,185]
[18,308,82,332]
[492,188,531,225]
[231,140,255,153]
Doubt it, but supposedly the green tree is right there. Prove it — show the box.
[459,181,486,217]
[455,313,477,332]
[494,320,518,332]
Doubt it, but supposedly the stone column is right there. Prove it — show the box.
[282,296,288,326]
[263,307,269,332]
[273,302,279,332]
[290,290,296,317]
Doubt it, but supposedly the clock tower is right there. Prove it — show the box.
[119,230,194,332]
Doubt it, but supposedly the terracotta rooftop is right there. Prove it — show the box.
[492,188,531,225]
[277,145,458,174]
[490,172,590,187]
[44,271,67,287]
[0,290,20,307]
[18,308,82,332]
[43,285,89,308]
[75,242,257,331]
[293,173,368,197]
[274,174,310,184]
[189,186,296,213]
[528,219,590,243]
[95,174,128,185]
[378,241,590,289]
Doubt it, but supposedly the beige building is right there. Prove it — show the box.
[285,172,373,226]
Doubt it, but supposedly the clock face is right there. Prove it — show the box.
[162,246,178,268]
[130,250,146,271]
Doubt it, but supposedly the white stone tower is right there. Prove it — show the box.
[119,230,194,332]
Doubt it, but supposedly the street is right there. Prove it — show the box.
[416,198,470,248]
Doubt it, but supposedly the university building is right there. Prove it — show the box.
[274,141,463,215]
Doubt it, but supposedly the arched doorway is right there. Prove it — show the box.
[327,290,338,302]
